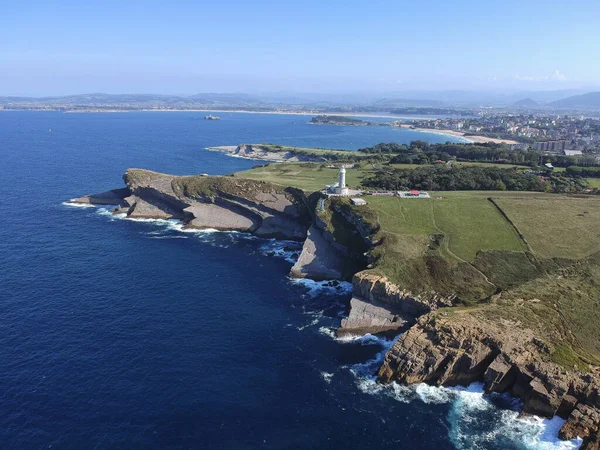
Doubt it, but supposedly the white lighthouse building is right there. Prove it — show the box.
[337,166,348,195]
[325,165,360,196]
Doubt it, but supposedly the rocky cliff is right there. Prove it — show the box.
[72,169,310,240]
[72,169,599,446]
[377,312,600,449]
[206,144,330,162]
[289,199,375,281]
[289,225,348,280]
[337,272,454,336]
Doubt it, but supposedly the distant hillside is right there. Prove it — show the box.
[550,91,600,108]
[513,98,538,107]
[373,97,445,107]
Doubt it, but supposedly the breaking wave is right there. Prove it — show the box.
[62,201,96,208]
[258,239,301,263]
[290,278,352,298]
[348,346,582,450]
[320,372,334,384]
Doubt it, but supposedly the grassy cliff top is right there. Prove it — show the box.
[245,144,382,162]
[125,168,300,203]
[236,161,600,368]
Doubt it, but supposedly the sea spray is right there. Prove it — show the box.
[445,386,582,450]
[62,201,96,208]
[289,278,352,298]
[350,361,582,450]
[258,239,302,263]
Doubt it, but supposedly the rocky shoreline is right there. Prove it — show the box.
[72,169,599,449]
[205,144,328,162]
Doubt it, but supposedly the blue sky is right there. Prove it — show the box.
[1,0,599,95]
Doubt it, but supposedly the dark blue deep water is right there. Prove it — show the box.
[0,112,579,449]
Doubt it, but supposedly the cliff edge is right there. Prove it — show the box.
[73,169,310,241]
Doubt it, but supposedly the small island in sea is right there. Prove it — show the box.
[309,115,384,126]
[71,140,600,449]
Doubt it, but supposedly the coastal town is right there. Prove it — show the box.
[401,113,600,152]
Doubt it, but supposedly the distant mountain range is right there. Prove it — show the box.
[513,98,539,107]
[1,90,600,112]
[0,93,262,107]
[549,92,600,108]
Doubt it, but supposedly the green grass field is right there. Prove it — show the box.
[239,162,374,191]
[362,196,525,261]
[493,197,600,259]
[236,160,600,366]
[586,178,600,188]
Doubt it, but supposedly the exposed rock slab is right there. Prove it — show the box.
[289,225,346,280]
[71,188,129,206]
[338,297,408,336]
[76,168,310,241]
[353,272,454,316]
[560,403,600,441]
[337,272,455,336]
[206,144,329,162]
[184,204,257,231]
[376,311,600,447]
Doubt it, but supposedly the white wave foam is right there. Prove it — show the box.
[343,334,582,450]
[320,372,334,384]
[95,209,229,236]
[96,207,126,220]
[318,326,337,339]
[290,278,353,298]
[259,240,301,263]
[347,336,398,380]
[447,385,582,450]
[296,317,320,331]
[62,201,96,208]
[350,364,583,450]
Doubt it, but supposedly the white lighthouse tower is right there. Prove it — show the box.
[337,166,348,195]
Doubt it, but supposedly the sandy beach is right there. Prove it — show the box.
[396,124,518,145]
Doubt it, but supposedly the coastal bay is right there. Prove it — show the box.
[1,111,586,449]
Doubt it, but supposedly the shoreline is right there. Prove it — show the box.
[68,168,599,448]
[2,107,460,121]
[397,124,519,144]
[0,107,523,144]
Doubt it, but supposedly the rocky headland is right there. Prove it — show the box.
[72,169,361,280]
[72,169,599,448]
[205,144,365,163]
[73,168,310,240]
[206,144,326,162]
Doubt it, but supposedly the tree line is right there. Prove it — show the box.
[565,166,600,177]
[357,141,600,168]
[361,166,588,193]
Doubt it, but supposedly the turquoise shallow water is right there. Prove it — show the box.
[0,111,580,449]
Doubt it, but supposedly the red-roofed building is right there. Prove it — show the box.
[399,190,431,199]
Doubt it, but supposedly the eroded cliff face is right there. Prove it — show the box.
[289,197,376,281]
[71,171,599,446]
[377,313,600,449]
[72,169,310,241]
[207,144,329,162]
[337,272,454,336]
[289,225,348,280]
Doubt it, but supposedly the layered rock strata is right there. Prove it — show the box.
[72,169,309,241]
[337,272,454,336]
[289,225,348,280]
[206,144,329,162]
[376,313,600,449]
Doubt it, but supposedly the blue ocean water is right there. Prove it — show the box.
[0,111,580,449]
